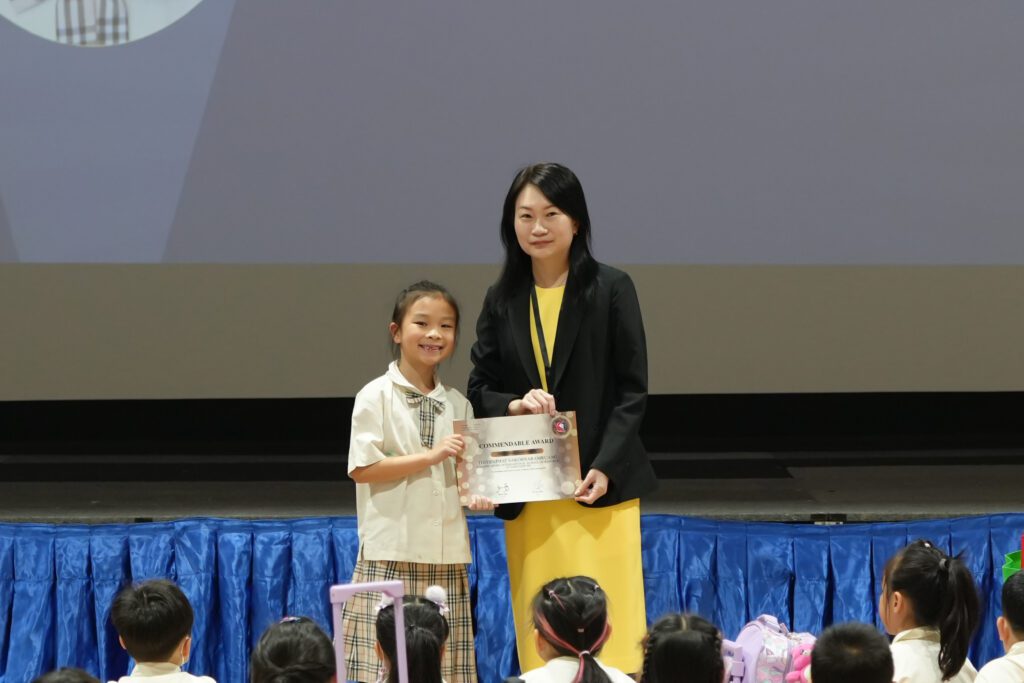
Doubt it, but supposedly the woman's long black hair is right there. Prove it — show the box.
[883,539,980,681]
[492,163,599,308]
[639,614,723,683]
[532,576,612,683]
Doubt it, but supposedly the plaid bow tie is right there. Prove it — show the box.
[406,391,445,448]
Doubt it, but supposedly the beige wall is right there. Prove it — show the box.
[2,264,1023,400]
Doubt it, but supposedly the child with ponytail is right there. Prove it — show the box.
[374,586,451,683]
[879,539,980,682]
[522,576,633,683]
[638,614,724,683]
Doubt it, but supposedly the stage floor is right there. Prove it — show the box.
[3,459,1024,524]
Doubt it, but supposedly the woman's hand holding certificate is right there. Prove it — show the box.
[453,411,583,506]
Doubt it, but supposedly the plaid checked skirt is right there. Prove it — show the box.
[341,558,476,683]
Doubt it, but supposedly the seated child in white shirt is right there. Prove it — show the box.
[976,570,1024,683]
[109,579,216,683]
[250,616,336,683]
[810,622,894,683]
[879,539,979,683]
[638,613,723,683]
[520,576,633,683]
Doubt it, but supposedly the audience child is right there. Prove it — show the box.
[250,616,336,683]
[810,622,894,683]
[976,570,1024,683]
[374,586,451,683]
[521,576,632,683]
[33,669,101,683]
[343,281,493,683]
[638,613,723,683]
[879,539,979,683]
[109,578,215,683]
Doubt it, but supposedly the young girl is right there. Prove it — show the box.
[879,539,980,683]
[521,576,634,683]
[343,280,492,683]
[250,617,336,683]
[638,614,724,683]
[375,586,451,683]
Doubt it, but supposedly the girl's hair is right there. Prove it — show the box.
[883,539,980,681]
[250,616,336,683]
[375,588,450,683]
[32,669,101,683]
[532,576,612,683]
[639,614,723,683]
[389,280,461,358]
[493,163,599,308]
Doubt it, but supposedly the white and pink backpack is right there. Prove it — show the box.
[721,615,815,683]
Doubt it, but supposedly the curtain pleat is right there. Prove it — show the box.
[0,528,16,683]
[0,514,1020,683]
[215,520,253,683]
[469,516,516,683]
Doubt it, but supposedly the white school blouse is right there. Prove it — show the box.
[112,662,216,683]
[976,641,1024,683]
[521,656,635,683]
[891,627,977,683]
[348,362,472,564]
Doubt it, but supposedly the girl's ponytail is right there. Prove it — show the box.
[936,555,980,680]
[884,540,980,681]
[403,624,444,683]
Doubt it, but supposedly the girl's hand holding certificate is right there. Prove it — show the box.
[429,434,466,463]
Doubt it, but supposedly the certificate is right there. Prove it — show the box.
[453,411,582,506]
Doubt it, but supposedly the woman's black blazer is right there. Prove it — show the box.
[467,263,657,520]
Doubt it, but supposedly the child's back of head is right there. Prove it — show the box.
[250,617,336,683]
[639,613,722,683]
[881,539,980,680]
[375,586,450,683]
[811,622,894,683]
[32,668,100,683]
[1000,570,1024,646]
[110,578,194,663]
[531,576,613,683]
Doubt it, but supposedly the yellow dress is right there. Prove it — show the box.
[505,284,646,674]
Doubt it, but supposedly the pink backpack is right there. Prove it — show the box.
[730,615,815,683]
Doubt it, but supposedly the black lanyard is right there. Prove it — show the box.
[530,285,553,390]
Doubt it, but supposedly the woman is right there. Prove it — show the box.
[468,162,657,674]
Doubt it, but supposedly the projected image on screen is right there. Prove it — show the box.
[0,0,204,47]
[0,1,1022,264]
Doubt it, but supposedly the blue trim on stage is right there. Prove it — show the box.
[0,513,1019,683]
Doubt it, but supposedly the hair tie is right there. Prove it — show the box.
[546,588,567,610]
[375,595,395,612]
[424,585,450,616]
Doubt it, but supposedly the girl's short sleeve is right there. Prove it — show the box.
[347,388,388,473]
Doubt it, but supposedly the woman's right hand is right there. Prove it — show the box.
[507,389,557,416]
[429,434,464,463]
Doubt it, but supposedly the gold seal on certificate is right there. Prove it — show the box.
[454,411,582,506]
